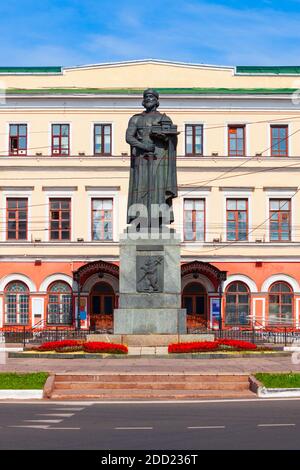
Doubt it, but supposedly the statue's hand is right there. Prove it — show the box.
[142,142,155,152]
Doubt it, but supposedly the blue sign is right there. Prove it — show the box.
[80,311,87,320]
[211,299,221,320]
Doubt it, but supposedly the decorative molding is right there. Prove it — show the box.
[85,186,120,191]
[261,274,300,293]
[0,274,37,292]
[0,186,34,191]
[263,187,298,192]
[42,186,78,191]
[223,274,258,293]
[219,187,255,192]
[39,274,75,292]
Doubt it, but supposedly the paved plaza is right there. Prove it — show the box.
[1,354,299,375]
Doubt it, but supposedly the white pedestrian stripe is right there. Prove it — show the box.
[188,426,226,429]
[258,424,296,427]
[9,425,50,429]
[24,419,63,424]
[46,427,81,430]
[36,413,74,418]
[115,427,153,430]
[51,408,84,411]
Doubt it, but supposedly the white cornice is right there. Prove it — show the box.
[63,59,234,72]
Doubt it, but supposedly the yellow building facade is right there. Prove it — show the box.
[0,59,300,331]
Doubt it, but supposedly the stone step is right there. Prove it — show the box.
[50,388,255,400]
[54,381,249,391]
[54,374,248,383]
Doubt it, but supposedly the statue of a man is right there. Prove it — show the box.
[126,89,178,228]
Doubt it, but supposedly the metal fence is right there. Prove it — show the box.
[1,326,300,347]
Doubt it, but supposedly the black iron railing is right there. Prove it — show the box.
[1,325,300,347]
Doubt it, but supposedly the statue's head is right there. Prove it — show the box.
[142,88,159,111]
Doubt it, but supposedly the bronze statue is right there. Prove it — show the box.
[126,89,178,228]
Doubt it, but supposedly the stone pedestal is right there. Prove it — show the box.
[114,231,187,334]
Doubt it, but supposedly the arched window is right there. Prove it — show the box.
[5,281,29,325]
[47,281,72,325]
[225,281,250,325]
[269,282,293,325]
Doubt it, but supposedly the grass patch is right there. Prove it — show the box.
[255,373,300,389]
[0,372,49,389]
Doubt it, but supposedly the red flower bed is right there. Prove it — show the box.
[83,342,128,354]
[217,339,257,350]
[37,340,83,351]
[168,341,219,354]
[169,339,257,353]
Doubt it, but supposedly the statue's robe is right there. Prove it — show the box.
[126,111,178,225]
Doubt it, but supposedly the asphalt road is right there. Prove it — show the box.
[0,399,300,450]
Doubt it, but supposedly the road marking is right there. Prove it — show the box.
[51,408,84,411]
[258,424,296,428]
[115,427,153,430]
[9,425,50,429]
[187,426,226,430]
[45,427,81,430]
[24,419,63,424]
[36,413,74,417]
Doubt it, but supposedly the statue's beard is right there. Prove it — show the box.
[144,102,157,112]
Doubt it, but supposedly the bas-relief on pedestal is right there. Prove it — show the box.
[114,232,186,334]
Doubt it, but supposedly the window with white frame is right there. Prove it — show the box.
[47,281,72,325]
[91,198,113,241]
[5,281,29,325]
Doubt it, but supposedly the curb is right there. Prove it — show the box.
[0,390,43,399]
[249,375,300,398]
[43,375,55,399]
[257,387,300,398]
[8,351,291,359]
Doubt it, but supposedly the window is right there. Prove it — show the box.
[6,198,28,240]
[9,124,27,155]
[185,125,203,156]
[47,281,72,325]
[5,281,29,325]
[225,281,250,325]
[269,282,293,325]
[226,199,248,241]
[51,124,69,156]
[92,199,113,240]
[269,199,291,241]
[94,124,112,155]
[228,125,245,157]
[49,198,71,240]
[271,125,288,157]
[183,199,205,241]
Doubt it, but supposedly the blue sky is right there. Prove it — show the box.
[1,0,300,66]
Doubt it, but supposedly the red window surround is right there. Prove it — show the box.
[226,199,248,241]
[51,124,70,156]
[6,198,28,241]
[94,124,112,155]
[185,124,203,156]
[49,198,71,241]
[228,125,245,157]
[9,124,27,156]
[269,199,291,242]
[270,125,288,157]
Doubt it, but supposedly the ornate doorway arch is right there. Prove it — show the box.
[73,260,119,331]
[181,261,227,330]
